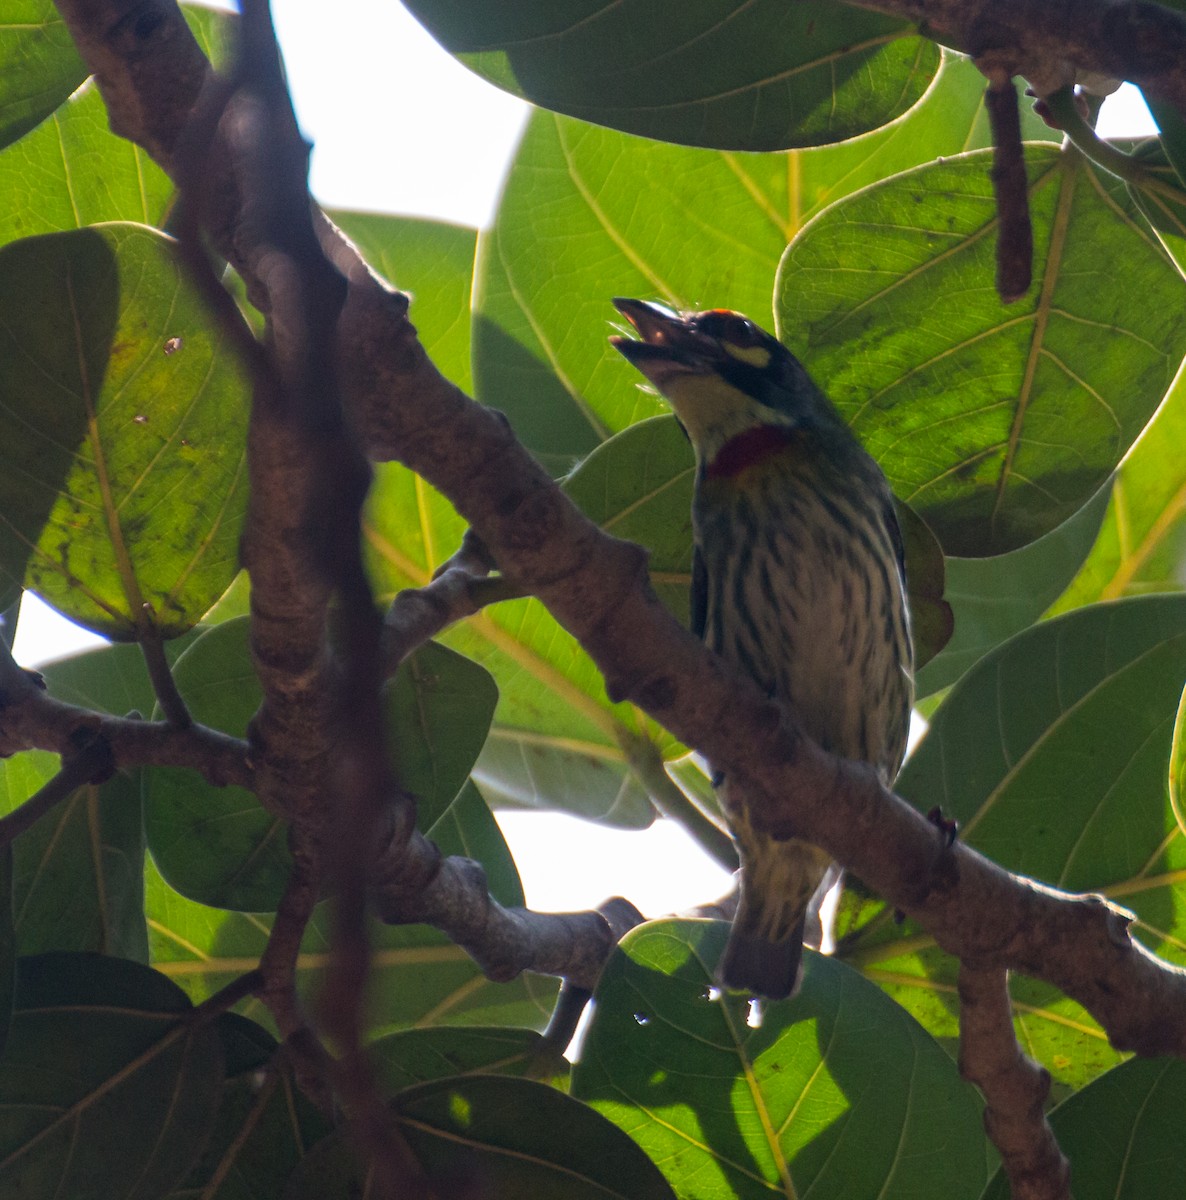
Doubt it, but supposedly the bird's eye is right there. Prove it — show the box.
[696,309,762,348]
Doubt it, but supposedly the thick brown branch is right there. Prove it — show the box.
[842,0,1186,110]
[958,965,1071,1199]
[0,665,251,787]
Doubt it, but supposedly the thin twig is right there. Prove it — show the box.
[618,728,738,872]
[0,734,113,846]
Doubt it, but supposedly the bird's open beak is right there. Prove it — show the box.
[610,298,715,379]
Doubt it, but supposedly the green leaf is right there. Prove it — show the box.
[168,1014,330,1200]
[572,920,991,1200]
[776,145,1186,555]
[365,464,659,828]
[917,478,1111,696]
[387,642,498,830]
[0,224,249,639]
[328,211,476,392]
[1052,368,1186,612]
[287,1075,679,1199]
[845,596,1186,1092]
[0,645,154,960]
[405,0,937,151]
[0,846,12,1060]
[0,0,86,150]
[368,1026,565,1095]
[143,618,292,912]
[0,82,173,251]
[474,52,1036,472]
[982,1057,1186,1200]
[0,952,225,1199]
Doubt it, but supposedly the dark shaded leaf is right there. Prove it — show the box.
[143,619,291,912]
[0,953,224,1199]
[405,0,937,151]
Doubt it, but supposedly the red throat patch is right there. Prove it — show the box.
[705,425,796,480]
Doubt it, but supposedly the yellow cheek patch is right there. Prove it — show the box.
[723,343,771,368]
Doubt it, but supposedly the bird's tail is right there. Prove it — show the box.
[719,905,806,1001]
[716,822,833,1001]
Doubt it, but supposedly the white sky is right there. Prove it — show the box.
[10,1,1157,917]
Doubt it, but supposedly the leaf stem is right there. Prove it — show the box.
[618,729,738,872]
[139,623,192,728]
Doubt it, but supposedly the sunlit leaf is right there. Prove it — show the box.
[573,920,992,1199]
[777,145,1186,555]
[365,465,659,828]
[0,0,86,150]
[405,0,937,151]
[0,224,249,639]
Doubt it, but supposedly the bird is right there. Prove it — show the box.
[610,298,914,1000]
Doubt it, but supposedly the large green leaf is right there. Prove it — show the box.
[0,80,172,250]
[0,953,225,1199]
[0,0,86,150]
[0,753,147,961]
[474,53,1045,473]
[842,595,1186,1093]
[916,478,1112,696]
[405,0,937,151]
[0,3,233,248]
[368,1026,564,1095]
[288,1075,678,1199]
[0,223,249,639]
[0,847,12,1061]
[572,920,992,1200]
[1052,366,1186,612]
[143,619,291,911]
[982,1057,1186,1200]
[168,1015,330,1200]
[776,145,1186,556]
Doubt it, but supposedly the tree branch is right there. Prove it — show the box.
[958,965,1072,1200]
[839,0,1186,110]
